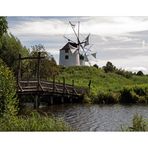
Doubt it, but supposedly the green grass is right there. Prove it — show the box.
[121,114,148,131]
[54,66,148,104]
[0,111,72,131]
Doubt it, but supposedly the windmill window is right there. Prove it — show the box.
[65,55,69,59]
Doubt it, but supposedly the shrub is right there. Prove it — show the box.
[119,88,138,104]
[93,91,118,104]
[0,59,18,117]
[115,69,133,78]
[133,86,146,96]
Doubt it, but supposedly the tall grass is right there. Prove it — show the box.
[121,114,148,131]
[0,111,72,131]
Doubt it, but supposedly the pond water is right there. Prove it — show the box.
[42,104,148,131]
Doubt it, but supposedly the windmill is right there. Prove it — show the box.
[59,21,96,67]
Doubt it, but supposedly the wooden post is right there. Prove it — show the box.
[17,54,22,91]
[72,80,74,87]
[63,77,65,94]
[17,54,21,83]
[61,97,64,103]
[50,96,53,105]
[34,95,39,109]
[53,75,55,92]
[37,52,41,91]
[88,80,91,93]
[72,80,74,94]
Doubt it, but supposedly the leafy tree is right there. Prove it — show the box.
[0,33,29,73]
[22,44,59,80]
[93,64,98,69]
[137,71,144,76]
[0,17,8,37]
[103,61,116,73]
[0,58,18,117]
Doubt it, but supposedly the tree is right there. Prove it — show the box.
[93,64,98,69]
[23,44,59,80]
[0,33,29,73]
[103,61,116,73]
[0,17,8,37]
[137,71,144,76]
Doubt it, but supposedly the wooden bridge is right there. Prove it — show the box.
[17,52,90,108]
[17,80,85,95]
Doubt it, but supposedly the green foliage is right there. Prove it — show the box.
[103,61,133,78]
[122,114,148,131]
[0,17,8,37]
[0,33,29,72]
[115,68,133,78]
[103,61,116,73]
[93,91,118,104]
[0,111,72,131]
[0,59,18,117]
[119,86,148,104]
[22,44,59,80]
[93,64,99,69]
[119,88,138,104]
[137,71,144,76]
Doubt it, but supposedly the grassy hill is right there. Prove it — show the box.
[54,66,148,104]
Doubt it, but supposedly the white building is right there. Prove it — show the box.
[59,42,85,67]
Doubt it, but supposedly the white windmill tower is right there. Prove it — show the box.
[59,21,96,67]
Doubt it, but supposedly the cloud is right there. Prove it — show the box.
[125,66,147,72]
[9,16,148,37]
[7,16,148,73]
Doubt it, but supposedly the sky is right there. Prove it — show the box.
[7,16,148,73]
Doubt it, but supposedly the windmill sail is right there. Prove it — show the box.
[84,34,90,46]
[91,52,97,58]
[69,21,75,28]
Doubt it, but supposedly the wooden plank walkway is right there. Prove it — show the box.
[17,80,86,96]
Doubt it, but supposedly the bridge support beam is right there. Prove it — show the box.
[34,95,40,109]
[61,97,64,103]
[50,96,53,105]
[70,97,72,103]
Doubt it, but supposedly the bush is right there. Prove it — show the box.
[0,59,18,117]
[93,91,118,104]
[133,86,146,96]
[115,69,133,78]
[119,88,138,104]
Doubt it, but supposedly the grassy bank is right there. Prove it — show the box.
[0,111,72,131]
[54,66,148,104]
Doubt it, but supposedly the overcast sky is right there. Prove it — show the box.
[7,16,148,73]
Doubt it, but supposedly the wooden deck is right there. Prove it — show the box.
[17,80,86,96]
[17,80,87,108]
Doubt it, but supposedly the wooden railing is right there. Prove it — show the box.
[17,80,86,95]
